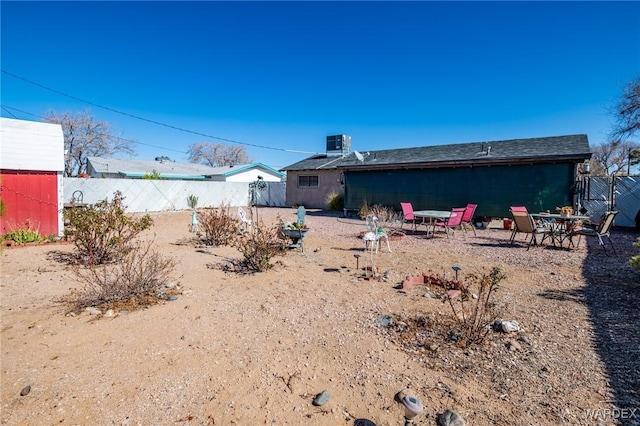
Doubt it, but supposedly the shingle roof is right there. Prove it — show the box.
[281,134,591,171]
[87,157,221,176]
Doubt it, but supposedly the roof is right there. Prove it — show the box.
[87,157,221,176]
[0,117,64,172]
[281,134,592,172]
[206,162,285,178]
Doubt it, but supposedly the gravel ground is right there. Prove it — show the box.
[1,207,639,426]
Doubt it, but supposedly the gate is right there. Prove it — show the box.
[578,176,640,228]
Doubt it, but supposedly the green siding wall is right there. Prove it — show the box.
[344,163,576,218]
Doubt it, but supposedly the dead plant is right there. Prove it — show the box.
[63,239,178,314]
[443,267,506,347]
[232,221,288,272]
[198,203,239,246]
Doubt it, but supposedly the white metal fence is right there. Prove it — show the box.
[580,176,639,228]
[63,178,286,212]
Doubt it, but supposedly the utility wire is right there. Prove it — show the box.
[1,105,188,154]
[1,69,320,155]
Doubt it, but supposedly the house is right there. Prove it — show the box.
[0,117,65,237]
[281,134,592,218]
[86,157,285,182]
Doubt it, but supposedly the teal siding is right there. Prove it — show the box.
[344,163,575,218]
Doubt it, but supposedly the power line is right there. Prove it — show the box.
[1,69,320,155]
[1,105,188,154]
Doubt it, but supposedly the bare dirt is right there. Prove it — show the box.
[1,207,639,426]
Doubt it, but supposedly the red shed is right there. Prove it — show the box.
[0,117,65,237]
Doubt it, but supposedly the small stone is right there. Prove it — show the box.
[506,339,522,352]
[437,409,466,426]
[424,290,437,298]
[376,315,393,327]
[85,307,101,315]
[20,385,31,396]
[104,309,115,317]
[312,389,330,406]
[167,295,178,301]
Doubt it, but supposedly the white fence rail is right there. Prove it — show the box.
[63,178,286,212]
[581,176,639,228]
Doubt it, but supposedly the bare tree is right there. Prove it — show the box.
[604,75,640,175]
[590,139,640,176]
[612,75,640,141]
[187,142,251,167]
[44,110,135,176]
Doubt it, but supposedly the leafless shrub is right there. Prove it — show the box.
[198,203,239,246]
[444,267,506,347]
[63,239,178,313]
[232,221,288,272]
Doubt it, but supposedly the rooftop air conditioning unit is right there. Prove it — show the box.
[326,134,351,156]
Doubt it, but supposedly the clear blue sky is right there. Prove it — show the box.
[2,1,639,168]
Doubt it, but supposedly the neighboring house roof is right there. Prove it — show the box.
[281,134,592,171]
[86,157,285,180]
[87,157,220,177]
[205,162,285,178]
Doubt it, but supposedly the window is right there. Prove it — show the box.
[298,175,319,188]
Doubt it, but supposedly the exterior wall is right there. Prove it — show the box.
[0,170,62,236]
[0,118,64,172]
[344,163,577,218]
[285,169,344,209]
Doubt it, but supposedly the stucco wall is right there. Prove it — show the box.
[285,169,344,209]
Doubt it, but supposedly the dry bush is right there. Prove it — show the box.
[444,267,506,347]
[64,191,152,265]
[64,239,178,313]
[198,203,239,246]
[232,221,289,272]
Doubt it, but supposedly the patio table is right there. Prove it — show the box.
[413,210,457,238]
[530,213,592,248]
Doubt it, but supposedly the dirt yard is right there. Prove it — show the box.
[1,207,639,426]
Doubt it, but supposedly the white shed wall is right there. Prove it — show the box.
[0,117,64,171]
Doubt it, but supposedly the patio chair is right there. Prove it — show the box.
[509,208,551,250]
[363,215,392,253]
[434,207,467,240]
[571,211,618,255]
[508,206,528,242]
[460,203,478,236]
[400,202,419,232]
[238,207,252,232]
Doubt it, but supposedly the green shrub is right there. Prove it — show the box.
[3,220,43,243]
[64,191,153,265]
[187,194,199,209]
[199,203,239,246]
[326,191,344,211]
[630,237,640,271]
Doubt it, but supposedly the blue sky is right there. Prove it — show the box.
[2,1,639,168]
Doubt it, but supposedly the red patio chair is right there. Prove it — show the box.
[400,202,419,232]
[461,203,478,236]
[434,207,467,240]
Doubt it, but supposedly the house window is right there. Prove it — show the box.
[298,175,319,188]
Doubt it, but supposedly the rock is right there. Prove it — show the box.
[437,409,466,426]
[104,309,115,317]
[506,339,522,352]
[375,315,393,327]
[20,385,31,396]
[312,389,330,406]
[85,307,101,315]
[424,290,437,298]
[167,295,178,301]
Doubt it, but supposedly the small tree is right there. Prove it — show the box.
[44,110,135,177]
[187,142,251,167]
[64,191,153,265]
